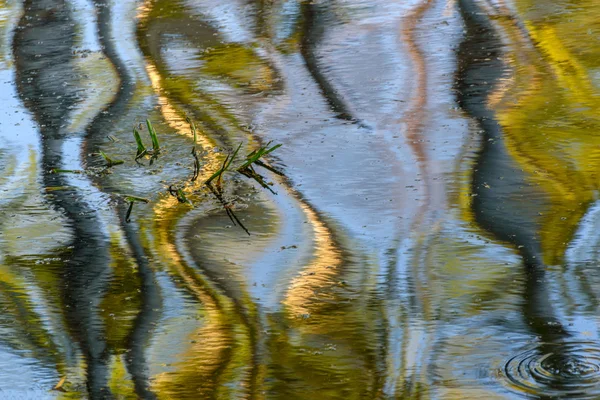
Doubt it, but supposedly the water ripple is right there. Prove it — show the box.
[502,341,600,398]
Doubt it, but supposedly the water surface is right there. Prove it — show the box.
[1,0,600,398]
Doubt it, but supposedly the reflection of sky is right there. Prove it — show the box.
[70,0,102,52]
[146,271,203,377]
[161,39,202,74]
[113,0,151,84]
[184,0,254,44]
[0,70,40,157]
[0,341,58,399]
[241,190,312,309]
[272,0,301,43]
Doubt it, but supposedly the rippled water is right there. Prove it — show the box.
[1,0,600,398]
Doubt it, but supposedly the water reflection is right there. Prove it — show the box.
[1,0,600,398]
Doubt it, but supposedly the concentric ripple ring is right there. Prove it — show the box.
[501,342,600,398]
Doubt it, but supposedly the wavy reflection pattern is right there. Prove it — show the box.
[0,0,598,398]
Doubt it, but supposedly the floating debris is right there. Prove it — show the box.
[168,185,192,205]
[52,376,66,392]
[123,195,150,223]
[50,169,84,174]
[44,186,73,192]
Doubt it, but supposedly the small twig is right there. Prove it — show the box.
[123,195,149,223]
[186,117,201,182]
[206,182,250,235]
[254,160,284,176]
[98,151,124,168]
[125,201,134,223]
[191,147,200,182]
[50,169,84,174]
[238,165,276,194]
[52,376,67,392]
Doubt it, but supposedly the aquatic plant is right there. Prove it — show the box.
[50,117,283,234]
[146,119,161,165]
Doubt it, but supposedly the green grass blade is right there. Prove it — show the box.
[224,142,243,171]
[236,142,280,171]
[205,153,229,185]
[146,119,160,152]
[254,160,285,176]
[99,151,124,167]
[263,143,282,156]
[205,168,224,185]
[133,127,147,156]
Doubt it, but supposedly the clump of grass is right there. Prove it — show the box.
[133,120,161,165]
[201,140,283,234]
[123,195,150,223]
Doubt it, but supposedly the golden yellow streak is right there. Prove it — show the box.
[283,200,342,317]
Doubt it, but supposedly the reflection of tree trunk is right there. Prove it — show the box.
[88,2,161,398]
[456,0,570,369]
[13,1,113,398]
[300,0,364,126]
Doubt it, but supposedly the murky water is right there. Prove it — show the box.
[1,0,600,398]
